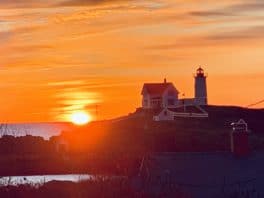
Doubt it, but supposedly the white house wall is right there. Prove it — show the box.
[142,88,152,109]
[162,85,179,108]
[142,94,151,108]
[195,76,208,105]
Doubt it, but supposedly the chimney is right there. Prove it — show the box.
[230,119,250,157]
[164,78,167,84]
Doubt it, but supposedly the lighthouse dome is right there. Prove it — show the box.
[196,66,205,77]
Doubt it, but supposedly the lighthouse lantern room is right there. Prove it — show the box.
[194,66,208,105]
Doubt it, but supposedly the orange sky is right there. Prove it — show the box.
[0,0,263,122]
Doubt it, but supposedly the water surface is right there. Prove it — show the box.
[0,174,91,186]
[0,123,72,139]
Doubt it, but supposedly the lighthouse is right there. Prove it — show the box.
[194,67,208,105]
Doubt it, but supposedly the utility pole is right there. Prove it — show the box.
[95,104,99,120]
[182,93,186,112]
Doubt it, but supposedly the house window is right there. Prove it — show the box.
[151,98,162,108]
[164,111,167,116]
[168,99,174,105]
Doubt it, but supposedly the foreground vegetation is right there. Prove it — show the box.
[0,177,259,198]
[0,177,134,198]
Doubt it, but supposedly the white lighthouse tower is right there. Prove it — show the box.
[194,67,208,105]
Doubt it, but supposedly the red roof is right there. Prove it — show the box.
[142,83,178,95]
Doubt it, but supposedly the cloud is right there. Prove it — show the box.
[0,0,131,8]
[207,26,264,41]
[47,80,86,87]
[0,0,161,10]
[0,31,12,43]
[145,25,264,51]
[189,1,264,19]
[189,11,232,17]
[58,0,133,7]
[186,0,264,21]
[0,0,55,8]
[229,1,264,12]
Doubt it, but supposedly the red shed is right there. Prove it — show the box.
[230,119,250,157]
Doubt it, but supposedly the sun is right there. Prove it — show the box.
[70,111,91,125]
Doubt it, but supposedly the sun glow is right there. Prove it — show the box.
[70,111,91,125]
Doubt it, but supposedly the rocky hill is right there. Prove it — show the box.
[60,105,264,154]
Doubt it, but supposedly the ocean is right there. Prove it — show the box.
[0,174,91,186]
[0,123,72,140]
